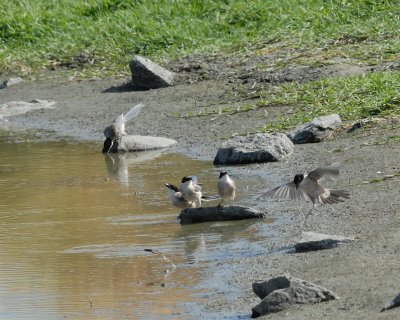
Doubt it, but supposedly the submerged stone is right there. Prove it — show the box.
[178,205,264,224]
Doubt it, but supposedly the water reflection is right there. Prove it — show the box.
[0,138,274,319]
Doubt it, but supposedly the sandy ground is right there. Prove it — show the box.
[1,55,400,319]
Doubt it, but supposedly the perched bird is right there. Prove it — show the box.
[180,176,202,208]
[164,183,196,209]
[261,161,350,208]
[217,171,236,207]
[102,102,144,153]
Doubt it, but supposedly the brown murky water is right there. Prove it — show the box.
[0,138,274,319]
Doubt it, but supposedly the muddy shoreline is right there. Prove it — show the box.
[1,63,400,318]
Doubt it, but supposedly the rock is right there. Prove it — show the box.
[0,99,56,119]
[252,275,338,318]
[109,135,177,152]
[295,231,356,252]
[213,133,293,165]
[288,114,342,144]
[178,205,264,224]
[129,55,175,89]
[0,77,23,89]
[381,293,400,312]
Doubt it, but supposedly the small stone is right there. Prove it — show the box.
[0,77,23,89]
[129,55,175,89]
[213,133,293,165]
[288,114,342,144]
[381,293,400,312]
[295,231,356,252]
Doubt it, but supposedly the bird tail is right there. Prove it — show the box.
[322,189,350,204]
[123,102,145,122]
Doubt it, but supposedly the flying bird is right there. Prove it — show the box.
[102,102,144,153]
[261,161,350,207]
[217,171,236,207]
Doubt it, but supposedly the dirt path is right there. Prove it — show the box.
[1,55,400,318]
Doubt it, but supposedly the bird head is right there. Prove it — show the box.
[102,138,113,154]
[219,171,228,179]
[293,174,304,187]
[181,176,193,183]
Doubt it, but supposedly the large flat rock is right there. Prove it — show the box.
[178,205,264,224]
[0,99,55,119]
[295,231,355,252]
[110,135,177,152]
[213,133,293,165]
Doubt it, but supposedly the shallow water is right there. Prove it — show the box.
[0,138,275,319]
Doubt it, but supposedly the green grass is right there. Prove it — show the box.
[1,0,400,76]
[258,71,400,132]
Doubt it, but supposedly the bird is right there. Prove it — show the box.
[164,183,197,209]
[102,102,144,153]
[180,176,203,208]
[261,161,350,208]
[217,171,236,207]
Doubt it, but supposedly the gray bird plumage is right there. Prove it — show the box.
[103,102,144,153]
[262,161,350,206]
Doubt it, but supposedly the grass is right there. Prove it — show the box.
[258,71,400,132]
[0,0,400,77]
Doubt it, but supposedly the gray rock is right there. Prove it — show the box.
[0,99,56,119]
[129,55,175,89]
[213,133,293,165]
[252,275,338,318]
[0,77,23,89]
[381,293,400,312]
[110,135,177,152]
[295,231,355,252]
[178,205,264,224]
[288,114,342,144]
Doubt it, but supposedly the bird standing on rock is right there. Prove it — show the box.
[180,176,202,208]
[102,102,144,153]
[217,171,236,207]
[164,183,196,209]
[261,161,350,208]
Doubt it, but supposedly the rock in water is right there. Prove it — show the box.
[213,133,293,165]
[178,206,264,224]
[295,231,355,252]
[288,114,342,144]
[108,135,177,152]
[252,275,338,318]
[129,55,175,89]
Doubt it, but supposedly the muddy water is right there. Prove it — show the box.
[0,138,274,319]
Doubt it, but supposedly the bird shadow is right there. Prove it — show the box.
[102,81,151,93]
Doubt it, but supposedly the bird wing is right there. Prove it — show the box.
[120,102,145,124]
[307,161,343,182]
[261,181,309,201]
[191,176,202,191]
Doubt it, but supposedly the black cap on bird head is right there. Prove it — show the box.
[102,138,113,154]
[293,174,304,187]
[181,176,193,183]
[219,171,228,178]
